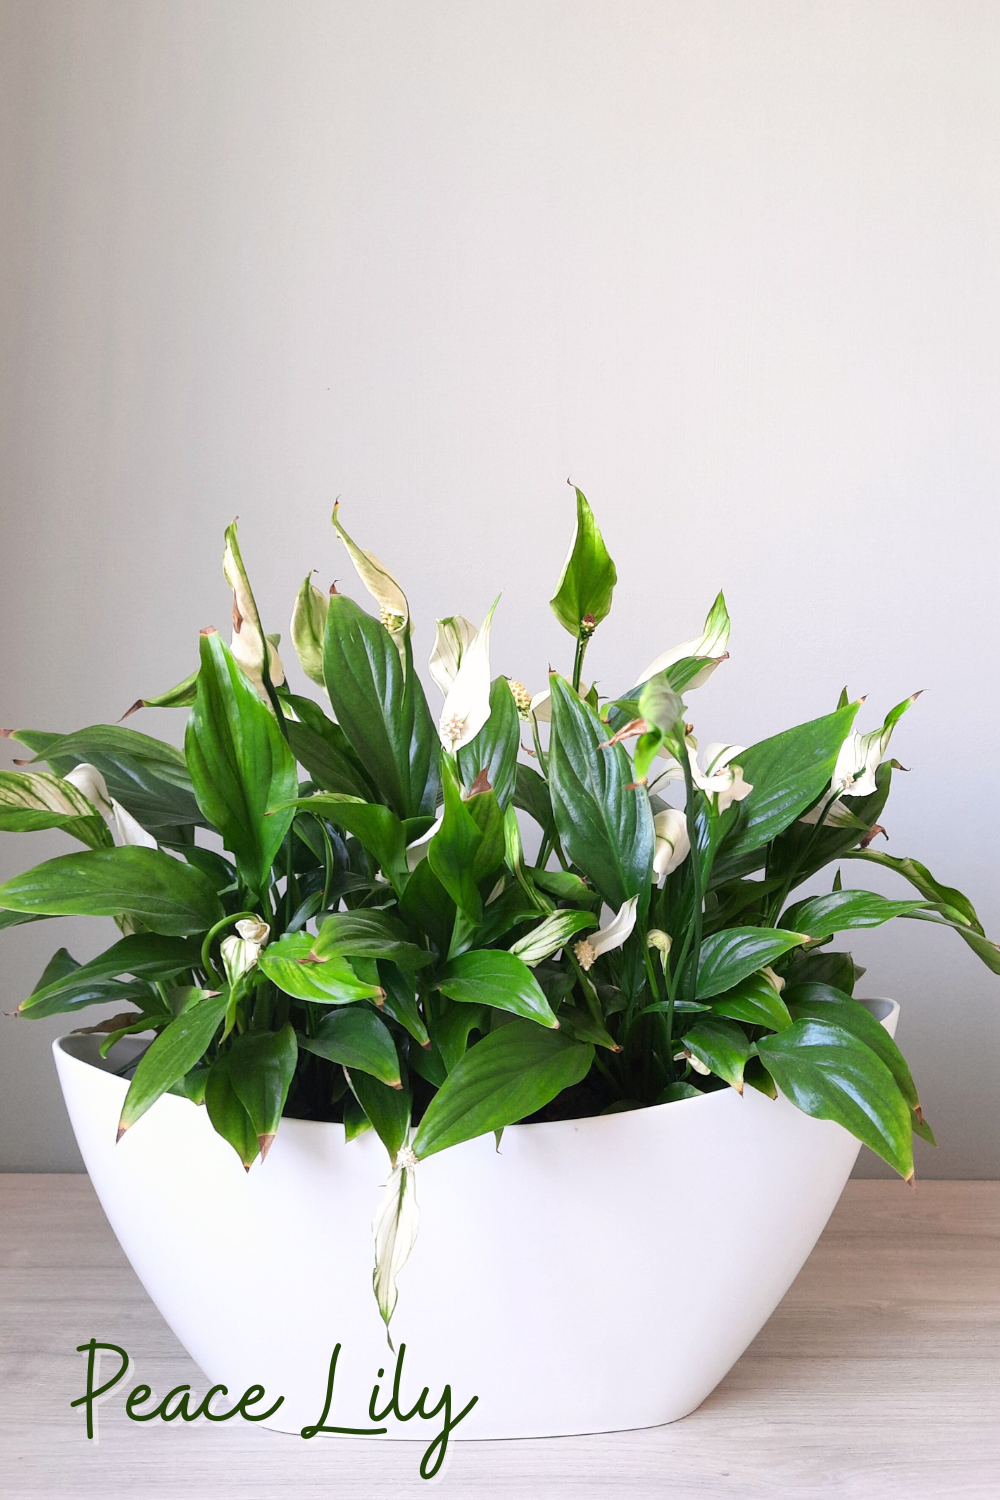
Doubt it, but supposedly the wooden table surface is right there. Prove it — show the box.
[2,1175,998,1499]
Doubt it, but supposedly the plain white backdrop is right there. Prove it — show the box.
[1,1,997,1173]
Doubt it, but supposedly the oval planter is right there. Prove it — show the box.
[54,997,899,1440]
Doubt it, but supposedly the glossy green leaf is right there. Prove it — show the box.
[378,962,430,1047]
[710,973,792,1031]
[0,847,223,935]
[19,934,200,1017]
[784,984,920,1111]
[427,760,484,922]
[513,762,556,840]
[695,927,808,999]
[11,724,202,831]
[464,786,506,885]
[343,1091,373,1141]
[717,702,860,863]
[205,1052,260,1170]
[547,674,654,910]
[322,593,438,818]
[227,1024,299,1151]
[312,910,432,969]
[756,1017,914,1179]
[258,931,384,1004]
[843,848,983,934]
[284,694,374,802]
[413,1020,594,1157]
[530,868,593,904]
[290,795,408,891]
[398,856,455,955]
[0,770,112,849]
[679,1016,751,1090]
[780,888,924,939]
[555,1005,620,1051]
[456,677,520,810]
[549,488,617,637]
[436,949,558,1027]
[118,991,228,1135]
[345,1068,410,1159]
[899,909,1000,975]
[300,1007,402,1087]
[428,1000,489,1073]
[782,947,862,995]
[184,632,298,891]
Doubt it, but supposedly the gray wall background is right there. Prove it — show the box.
[1,1,997,1176]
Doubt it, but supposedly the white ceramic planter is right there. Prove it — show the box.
[54,998,899,1440]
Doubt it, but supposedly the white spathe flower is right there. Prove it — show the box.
[63,763,113,818]
[372,1153,420,1329]
[674,1048,712,1076]
[652,741,753,815]
[652,807,690,882]
[405,810,443,871]
[438,599,499,752]
[636,591,730,690]
[63,764,156,848]
[332,502,411,645]
[800,694,920,825]
[223,525,286,696]
[573,896,639,972]
[290,573,329,687]
[220,917,271,986]
[429,616,478,697]
[529,681,591,723]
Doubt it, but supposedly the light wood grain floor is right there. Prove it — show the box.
[2,1176,998,1498]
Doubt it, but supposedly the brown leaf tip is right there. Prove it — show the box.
[200,626,218,637]
[258,1132,276,1162]
[120,699,146,721]
[116,1123,129,1143]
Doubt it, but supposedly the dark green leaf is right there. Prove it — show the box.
[549,487,617,637]
[346,1068,410,1159]
[428,1000,489,1072]
[657,1081,704,1103]
[284,693,375,801]
[756,1017,914,1178]
[717,702,860,863]
[11,724,202,831]
[710,973,792,1031]
[312,909,431,969]
[378,962,430,1047]
[184,632,298,891]
[322,594,438,818]
[119,991,228,1134]
[412,1021,594,1157]
[0,847,224,935]
[300,1007,402,1086]
[436,949,558,1027]
[427,760,484,922]
[844,848,985,934]
[18,934,199,1016]
[227,1024,299,1149]
[457,677,520,810]
[784,984,920,1111]
[258,931,383,1004]
[695,927,807,999]
[514,762,555,840]
[530,868,593,904]
[289,795,409,892]
[398,854,455,955]
[547,673,654,910]
[205,1052,260,1169]
[680,1016,751,1090]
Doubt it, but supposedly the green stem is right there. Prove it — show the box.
[319,820,336,915]
[200,910,259,988]
[680,752,704,1008]
[567,949,604,1027]
[571,636,588,694]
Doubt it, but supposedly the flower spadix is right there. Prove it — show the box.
[573,896,639,972]
[438,599,499,752]
[332,502,411,656]
[636,591,730,690]
[223,522,286,697]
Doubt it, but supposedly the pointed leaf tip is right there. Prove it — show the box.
[258,1132,276,1161]
[116,1122,129,1143]
[120,700,145,720]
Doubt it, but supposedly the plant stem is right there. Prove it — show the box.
[571,636,588,693]
[200,910,258,987]
[680,752,704,1008]
[567,949,604,1027]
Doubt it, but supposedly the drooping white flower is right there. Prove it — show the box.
[63,763,113,818]
[372,1151,420,1330]
[332,503,411,648]
[674,1048,712,1076]
[438,599,498,752]
[223,525,286,696]
[652,807,691,882]
[573,896,639,971]
[64,764,156,848]
[429,616,478,697]
[220,917,271,987]
[651,740,753,815]
[636,591,730,690]
[529,681,591,723]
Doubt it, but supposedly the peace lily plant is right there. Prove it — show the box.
[3,492,998,1335]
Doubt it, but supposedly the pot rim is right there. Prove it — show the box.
[54,996,900,1144]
